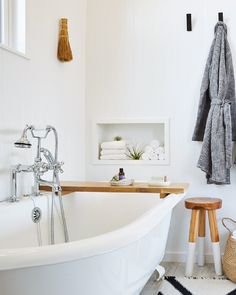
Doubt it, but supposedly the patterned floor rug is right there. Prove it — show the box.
[157,276,236,295]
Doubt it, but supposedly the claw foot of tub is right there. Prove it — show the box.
[155,265,165,281]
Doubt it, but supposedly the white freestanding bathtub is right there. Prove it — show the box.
[0,192,184,295]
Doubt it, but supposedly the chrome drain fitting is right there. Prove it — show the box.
[32,207,42,223]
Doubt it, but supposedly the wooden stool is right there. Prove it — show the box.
[185,197,222,276]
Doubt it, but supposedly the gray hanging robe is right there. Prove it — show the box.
[192,22,236,184]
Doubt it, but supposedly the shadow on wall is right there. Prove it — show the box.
[0,129,21,142]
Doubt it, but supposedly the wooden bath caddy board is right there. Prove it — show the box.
[40,181,189,198]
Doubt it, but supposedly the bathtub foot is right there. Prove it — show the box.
[155,265,165,281]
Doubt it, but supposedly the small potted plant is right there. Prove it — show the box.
[114,136,123,141]
[126,144,144,160]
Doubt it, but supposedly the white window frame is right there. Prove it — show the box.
[0,0,28,58]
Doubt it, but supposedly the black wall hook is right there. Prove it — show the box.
[186,13,192,31]
[218,12,224,22]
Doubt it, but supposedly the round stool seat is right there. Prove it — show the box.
[185,197,222,210]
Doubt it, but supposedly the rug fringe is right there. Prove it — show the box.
[184,276,227,280]
[165,275,227,280]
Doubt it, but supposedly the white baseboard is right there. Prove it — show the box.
[163,251,223,264]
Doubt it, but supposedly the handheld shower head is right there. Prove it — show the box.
[14,125,33,148]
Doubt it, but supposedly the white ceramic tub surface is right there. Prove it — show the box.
[0,192,184,295]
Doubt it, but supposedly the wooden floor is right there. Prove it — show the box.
[140,262,216,295]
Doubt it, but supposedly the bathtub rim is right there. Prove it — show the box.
[0,192,185,271]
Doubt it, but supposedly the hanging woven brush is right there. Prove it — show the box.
[57,18,73,62]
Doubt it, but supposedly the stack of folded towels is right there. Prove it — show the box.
[141,140,165,160]
[100,140,127,160]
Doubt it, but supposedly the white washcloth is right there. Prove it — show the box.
[148,150,159,160]
[151,148,159,155]
[101,149,126,155]
[100,154,127,160]
[150,140,160,149]
[158,153,165,161]
[101,140,126,150]
[156,146,165,154]
[142,153,150,160]
[145,145,152,153]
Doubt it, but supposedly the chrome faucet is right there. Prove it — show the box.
[10,125,64,201]
[9,125,69,244]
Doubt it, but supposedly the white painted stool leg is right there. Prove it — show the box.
[186,209,199,276]
[208,210,222,276]
[212,242,222,275]
[198,237,205,266]
[185,242,196,276]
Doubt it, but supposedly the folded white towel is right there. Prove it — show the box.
[150,140,160,149]
[101,149,126,156]
[100,154,127,160]
[101,141,126,150]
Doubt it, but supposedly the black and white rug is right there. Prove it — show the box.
[157,276,236,295]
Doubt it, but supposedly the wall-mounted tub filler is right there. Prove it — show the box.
[10,125,69,244]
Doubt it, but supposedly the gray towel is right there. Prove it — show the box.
[192,22,236,184]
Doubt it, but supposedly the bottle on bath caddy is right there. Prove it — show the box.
[118,168,125,180]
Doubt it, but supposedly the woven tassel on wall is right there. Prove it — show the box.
[57,18,73,62]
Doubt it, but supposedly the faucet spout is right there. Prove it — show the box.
[9,164,34,202]
[10,168,18,202]
[37,179,61,193]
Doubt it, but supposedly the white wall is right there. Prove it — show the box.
[0,0,87,200]
[86,0,236,260]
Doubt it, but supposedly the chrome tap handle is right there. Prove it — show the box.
[32,162,50,176]
[41,162,51,173]
[53,161,64,174]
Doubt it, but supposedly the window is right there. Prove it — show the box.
[0,0,26,54]
[0,0,6,45]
